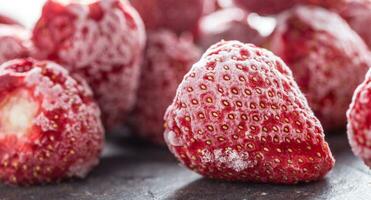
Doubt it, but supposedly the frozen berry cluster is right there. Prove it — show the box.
[0,0,369,187]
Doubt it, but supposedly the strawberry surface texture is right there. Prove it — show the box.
[347,69,371,168]
[164,40,335,184]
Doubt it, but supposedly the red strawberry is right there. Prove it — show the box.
[131,30,201,144]
[233,0,345,15]
[268,6,370,130]
[0,58,104,185]
[164,40,335,184]
[0,25,30,64]
[347,69,371,168]
[337,0,371,49]
[197,8,263,50]
[0,14,21,26]
[32,0,146,130]
[130,0,207,34]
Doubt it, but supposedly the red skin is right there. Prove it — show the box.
[130,0,205,34]
[32,0,146,130]
[338,0,371,49]
[268,6,370,130]
[234,0,345,15]
[0,25,30,64]
[347,70,371,168]
[0,14,21,26]
[197,8,263,50]
[164,40,334,184]
[131,30,201,144]
[0,58,104,185]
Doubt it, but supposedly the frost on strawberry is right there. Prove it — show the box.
[0,25,30,64]
[164,40,334,184]
[32,0,146,130]
[268,6,370,130]
[347,70,371,168]
[131,30,201,144]
[0,58,104,185]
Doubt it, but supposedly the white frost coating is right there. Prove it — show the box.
[25,67,82,111]
[165,131,184,147]
[33,113,57,132]
[200,148,253,172]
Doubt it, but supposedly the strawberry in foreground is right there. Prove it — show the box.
[347,69,371,168]
[268,6,370,130]
[130,30,201,144]
[164,40,335,184]
[32,0,146,130]
[0,59,104,185]
[0,24,30,64]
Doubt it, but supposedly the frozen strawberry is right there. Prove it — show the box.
[130,30,201,144]
[0,25,30,64]
[0,58,104,185]
[347,70,371,168]
[0,14,21,26]
[130,0,206,34]
[32,0,146,130]
[233,0,345,15]
[197,8,263,50]
[164,40,335,184]
[268,6,370,130]
[337,0,371,49]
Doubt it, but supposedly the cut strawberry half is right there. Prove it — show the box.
[0,58,104,185]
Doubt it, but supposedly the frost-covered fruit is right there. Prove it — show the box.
[164,40,335,184]
[131,30,201,144]
[233,0,345,15]
[130,0,205,34]
[0,14,21,25]
[197,8,263,50]
[32,0,146,130]
[338,0,371,49]
[268,6,370,130]
[0,59,104,185]
[347,70,371,168]
[0,25,30,64]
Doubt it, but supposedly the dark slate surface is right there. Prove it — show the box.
[0,134,370,200]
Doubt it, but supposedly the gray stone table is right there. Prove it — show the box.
[1,133,370,200]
